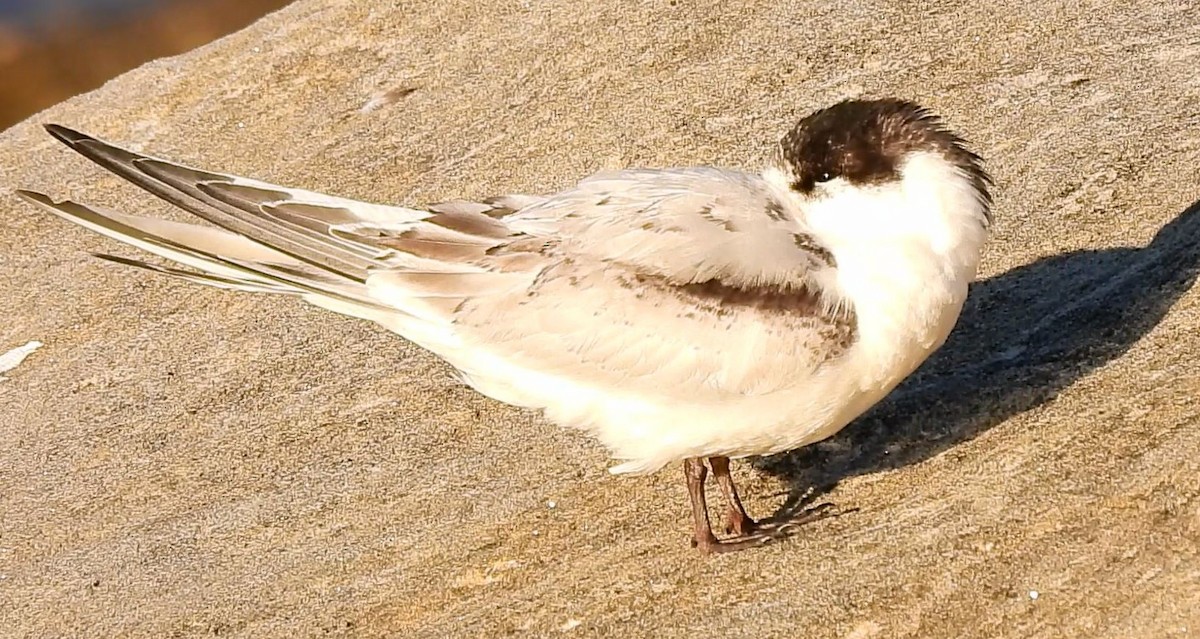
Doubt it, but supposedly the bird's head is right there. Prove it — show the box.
[764,99,992,264]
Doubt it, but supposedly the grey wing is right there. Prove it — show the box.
[22,128,850,408]
[20,125,551,330]
[446,167,855,403]
[505,167,838,293]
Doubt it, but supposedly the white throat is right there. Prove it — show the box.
[763,151,990,383]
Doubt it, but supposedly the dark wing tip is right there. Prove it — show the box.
[43,123,92,146]
[14,189,53,205]
[90,252,144,267]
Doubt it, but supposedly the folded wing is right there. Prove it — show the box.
[23,126,854,427]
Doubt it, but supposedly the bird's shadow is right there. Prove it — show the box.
[756,199,1200,515]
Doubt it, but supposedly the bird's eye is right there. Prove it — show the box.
[790,171,837,193]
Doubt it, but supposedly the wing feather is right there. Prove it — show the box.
[26,126,854,462]
[17,191,388,308]
[92,253,294,294]
[506,167,837,293]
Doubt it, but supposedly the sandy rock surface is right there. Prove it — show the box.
[2,0,1198,636]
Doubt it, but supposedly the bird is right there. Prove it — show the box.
[19,98,992,553]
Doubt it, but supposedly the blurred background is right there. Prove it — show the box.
[0,0,293,131]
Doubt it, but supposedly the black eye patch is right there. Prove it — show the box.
[790,169,837,193]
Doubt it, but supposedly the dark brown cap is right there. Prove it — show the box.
[779,99,992,223]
